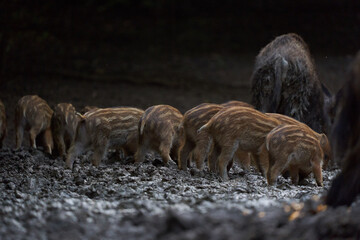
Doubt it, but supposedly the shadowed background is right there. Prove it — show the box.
[0,0,359,147]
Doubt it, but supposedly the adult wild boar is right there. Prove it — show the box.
[251,33,330,134]
[326,51,360,207]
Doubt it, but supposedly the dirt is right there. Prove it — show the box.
[1,148,359,239]
[0,53,359,239]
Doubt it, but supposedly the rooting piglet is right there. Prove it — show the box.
[180,103,223,170]
[266,113,332,168]
[259,124,325,186]
[66,107,144,169]
[51,103,80,157]
[0,100,6,148]
[134,105,184,165]
[198,106,281,180]
[219,101,255,171]
[181,102,253,171]
[15,95,53,154]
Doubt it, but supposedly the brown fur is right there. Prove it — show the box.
[221,100,254,109]
[134,105,184,165]
[66,107,144,169]
[259,124,324,186]
[199,106,281,180]
[251,33,330,134]
[266,113,332,169]
[181,102,252,171]
[0,100,6,148]
[15,95,53,154]
[51,103,80,157]
[180,103,222,170]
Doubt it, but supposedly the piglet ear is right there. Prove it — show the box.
[76,112,86,122]
[319,133,328,147]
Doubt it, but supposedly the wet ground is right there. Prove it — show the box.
[0,148,359,239]
[1,53,359,239]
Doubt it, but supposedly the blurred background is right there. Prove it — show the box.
[0,0,359,146]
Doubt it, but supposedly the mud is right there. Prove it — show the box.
[1,54,359,239]
[0,147,359,239]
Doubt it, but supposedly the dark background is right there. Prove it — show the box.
[0,0,359,147]
[1,0,359,75]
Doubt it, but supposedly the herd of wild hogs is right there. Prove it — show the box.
[0,33,359,207]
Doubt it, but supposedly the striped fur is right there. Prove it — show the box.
[51,103,80,157]
[66,107,144,169]
[259,124,324,186]
[134,105,184,165]
[266,113,332,168]
[0,100,6,148]
[15,95,53,154]
[180,103,222,170]
[199,106,281,180]
[181,102,252,172]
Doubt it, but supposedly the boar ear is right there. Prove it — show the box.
[272,57,288,110]
[319,133,328,147]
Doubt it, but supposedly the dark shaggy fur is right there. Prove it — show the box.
[251,33,330,134]
[328,85,349,166]
[326,51,360,207]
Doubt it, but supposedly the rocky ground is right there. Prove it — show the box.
[0,53,359,239]
[0,147,359,240]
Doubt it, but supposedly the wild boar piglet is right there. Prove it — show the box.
[180,103,222,170]
[266,113,332,168]
[135,105,184,165]
[198,106,281,180]
[183,102,252,172]
[15,95,53,154]
[66,107,144,169]
[259,124,325,186]
[51,103,80,157]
